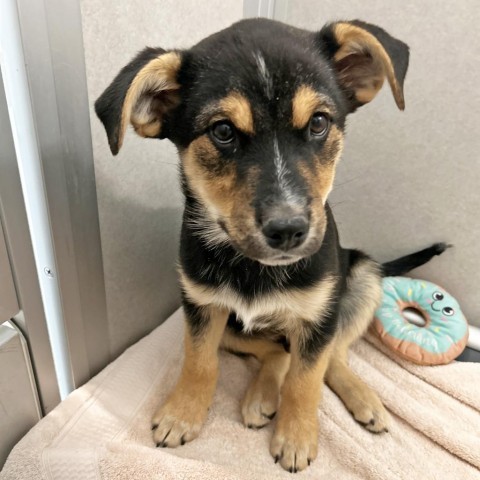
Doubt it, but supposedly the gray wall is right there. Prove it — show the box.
[80,1,243,356]
[80,0,479,347]
[285,1,480,326]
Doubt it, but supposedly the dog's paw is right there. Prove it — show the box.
[340,384,390,433]
[326,359,391,434]
[349,398,390,433]
[151,398,207,447]
[270,417,318,473]
[242,378,279,429]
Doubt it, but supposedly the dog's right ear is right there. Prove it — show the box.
[317,21,409,113]
[95,48,182,155]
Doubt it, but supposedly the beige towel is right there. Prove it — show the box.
[2,308,480,480]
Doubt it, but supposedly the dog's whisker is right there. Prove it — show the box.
[333,175,362,188]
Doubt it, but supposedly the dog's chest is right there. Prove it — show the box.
[181,272,336,331]
[209,285,308,331]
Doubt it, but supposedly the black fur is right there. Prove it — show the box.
[181,203,342,296]
[96,18,444,365]
[95,19,450,470]
[182,202,347,363]
[382,243,451,277]
[182,294,208,337]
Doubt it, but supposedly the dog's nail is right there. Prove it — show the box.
[180,436,186,445]
[308,459,311,466]
[156,442,163,448]
[274,455,279,464]
[384,428,389,433]
[368,418,375,426]
[151,424,158,431]
[289,467,294,473]
[263,411,276,420]
[248,423,265,430]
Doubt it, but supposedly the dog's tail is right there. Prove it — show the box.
[381,242,451,277]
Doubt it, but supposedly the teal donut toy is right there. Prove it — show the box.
[372,277,468,365]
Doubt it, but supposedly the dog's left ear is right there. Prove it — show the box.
[95,48,182,155]
[318,20,409,112]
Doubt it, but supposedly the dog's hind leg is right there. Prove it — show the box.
[326,255,390,433]
[221,329,290,428]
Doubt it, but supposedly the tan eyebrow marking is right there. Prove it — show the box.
[291,85,336,130]
[196,92,254,135]
[218,92,254,134]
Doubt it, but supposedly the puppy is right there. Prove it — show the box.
[96,18,446,473]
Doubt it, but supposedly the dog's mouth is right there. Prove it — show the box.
[256,254,303,266]
[219,219,325,267]
[188,203,325,266]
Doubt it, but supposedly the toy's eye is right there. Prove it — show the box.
[211,121,235,145]
[432,292,444,301]
[442,306,454,316]
[309,112,330,138]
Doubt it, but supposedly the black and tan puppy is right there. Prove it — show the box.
[96,18,446,473]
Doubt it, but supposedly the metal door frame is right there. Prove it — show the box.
[243,0,289,20]
[0,0,109,412]
[1,0,285,414]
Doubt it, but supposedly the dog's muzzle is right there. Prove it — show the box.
[262,215,309,251]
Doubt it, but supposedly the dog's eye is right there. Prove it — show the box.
[211,121,235,145]
[432,291,444,301]
[309,113,330,138]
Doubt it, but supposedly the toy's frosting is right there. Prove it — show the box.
[373,277,468,365]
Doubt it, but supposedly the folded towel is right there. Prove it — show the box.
[2,308,479,480]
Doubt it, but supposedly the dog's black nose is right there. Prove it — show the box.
[262,216,309,251]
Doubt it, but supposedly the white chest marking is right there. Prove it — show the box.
[181,272,336,332]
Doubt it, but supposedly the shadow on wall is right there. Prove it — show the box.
[99,178,183,359]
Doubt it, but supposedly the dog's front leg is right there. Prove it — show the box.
[152,301,228,447]
[270,328,334,473]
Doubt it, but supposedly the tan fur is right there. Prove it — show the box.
[120,52,181,150]
[180,270,337,332]
[221,166,260,243]
[298,124,344,205]
[218,92,255,134]
[333,23,405,109]
[291,85,335,129]
[270,340,334,472]
[326,258,388,433]
[326,340,389,433]
[182,136,237,214]
[152,305,228,446]
[221,330,290,428]
[181,140,260,250]
[221,329,285,361]
[338,258,383,344]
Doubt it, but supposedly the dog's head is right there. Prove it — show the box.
[96,19,408,266]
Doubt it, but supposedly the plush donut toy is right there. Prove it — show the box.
[372,277,468,365]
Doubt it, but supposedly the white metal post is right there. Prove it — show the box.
[243,0,289,20]
[0,0,74,399]
[243,0,275,19]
